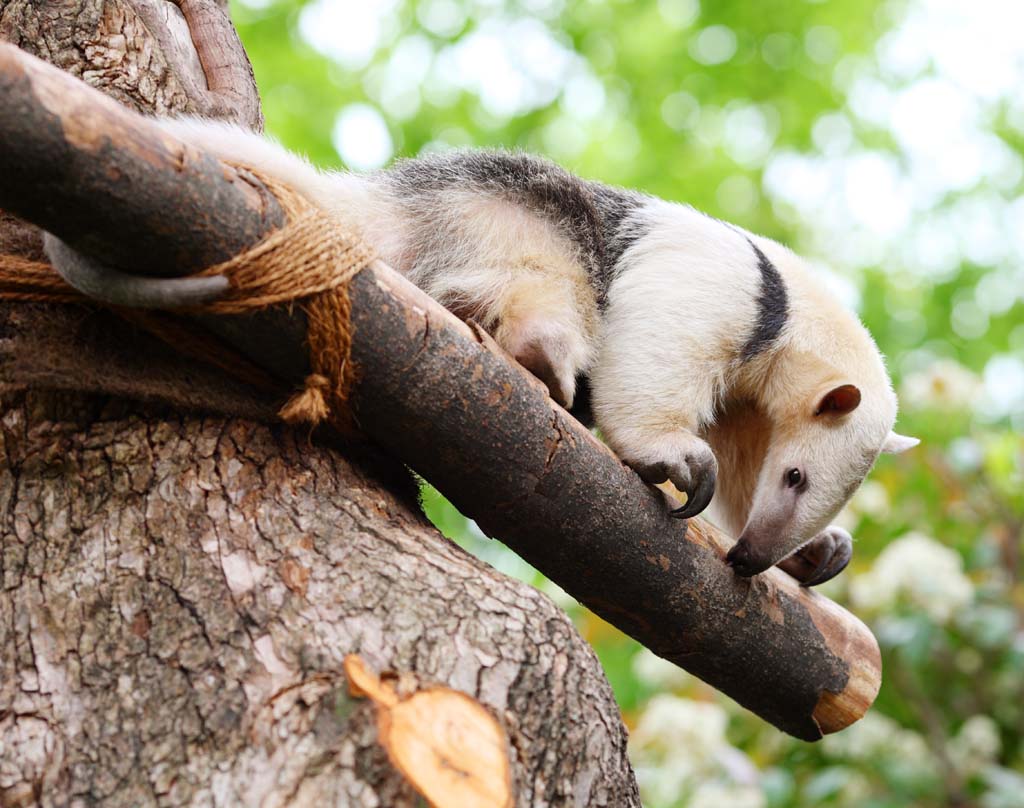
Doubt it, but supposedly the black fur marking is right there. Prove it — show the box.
[589,182,650,298]
[385,150,647,306]
[740,239,788,361]
[568,373,595,427]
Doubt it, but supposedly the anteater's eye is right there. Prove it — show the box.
[786,468,803,488]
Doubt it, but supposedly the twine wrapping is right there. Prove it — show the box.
[0,254,87,303]
[0,171,376,432]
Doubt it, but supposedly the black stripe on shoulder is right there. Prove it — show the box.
[740,239,788,361]
[587,183,648,302]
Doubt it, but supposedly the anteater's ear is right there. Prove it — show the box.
[881,431,920,454]
[814,383,861,417]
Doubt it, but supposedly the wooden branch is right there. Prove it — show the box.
[0,42,281,275]
[0,43,881,740]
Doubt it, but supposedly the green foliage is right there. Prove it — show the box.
[233,0,1024,804]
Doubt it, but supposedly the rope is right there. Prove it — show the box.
[0,171,376,432]
[0,254,87,303]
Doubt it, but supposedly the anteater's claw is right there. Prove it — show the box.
[669,466,716,520]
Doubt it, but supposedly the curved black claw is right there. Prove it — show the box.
[777,527,853,587]
[44,233,230,309]
[668,466,717,520]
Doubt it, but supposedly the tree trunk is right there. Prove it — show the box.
[0,3,639,806]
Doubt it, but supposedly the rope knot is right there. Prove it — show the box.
[279,373,332,426]
[201,170,374,433]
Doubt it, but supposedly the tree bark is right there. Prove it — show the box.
[0,391,634,807]
[0,3,639,805]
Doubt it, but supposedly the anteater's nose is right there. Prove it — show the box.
[726,539,770,578]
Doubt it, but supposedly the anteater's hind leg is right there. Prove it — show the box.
[491,269,596,409]
[427,258,597,410]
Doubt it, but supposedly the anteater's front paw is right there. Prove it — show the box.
[627,433,718,520]
[776,526,853,587]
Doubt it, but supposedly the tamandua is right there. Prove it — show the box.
[45,118,919,581]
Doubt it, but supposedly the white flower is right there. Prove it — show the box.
[632,648,692,690]
[837,479,890,531]
[848,480,891,519]
[821,711,893,760]
[834,772,873,807]
[822,711,930,766]
[849,532,973,623]
[950,715,1001,775]
[631,695,729,768]
[902,358,982,411]
[630,695,760,806]
[633,763,690,808]
[979,765,1024,808]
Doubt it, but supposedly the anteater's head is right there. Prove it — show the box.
[724,266,918,578]
[727,379,917,576]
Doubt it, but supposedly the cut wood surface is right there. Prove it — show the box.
[0,42,881,740]
[345,655,514,808]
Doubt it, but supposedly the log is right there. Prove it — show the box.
[0,42,881,740]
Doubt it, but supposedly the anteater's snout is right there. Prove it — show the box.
[726,539,773,578]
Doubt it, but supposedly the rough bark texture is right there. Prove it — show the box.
[0,3,639,806]
[0,391,635,807]
[0,40,882,740]
[0,0,260,128]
